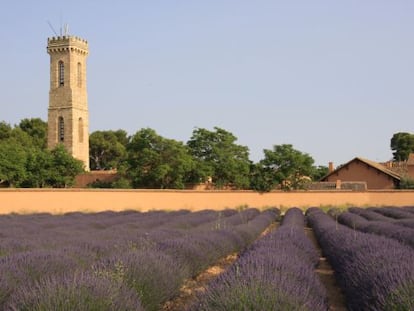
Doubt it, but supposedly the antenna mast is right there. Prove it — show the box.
[63,23,69,36]
[47,20,58,36]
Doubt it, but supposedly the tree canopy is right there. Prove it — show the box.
[187,127,251,189]
[391,132,414,161]
[125,128,195,189]
[251,144,316,192]
[0,120,83,188]
[48,144,84,187]
[18,118,48,149]
[0,139,27,187]
[89,130,128,170]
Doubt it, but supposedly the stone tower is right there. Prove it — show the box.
[47,35,90,171]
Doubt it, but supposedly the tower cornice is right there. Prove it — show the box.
[47,36,89,55]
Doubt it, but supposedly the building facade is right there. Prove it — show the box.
[322,157,401,189]
[47,35,90,171]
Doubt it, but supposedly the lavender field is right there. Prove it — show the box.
[0,206,413,310]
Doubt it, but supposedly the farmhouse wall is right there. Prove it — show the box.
[408,165,414,179]
[1,189,413,214]
[324,160,396,189]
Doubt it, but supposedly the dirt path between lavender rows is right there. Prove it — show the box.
[163,223,347,311]
[162,222,279,311]
[162,252,238,311]
[304,227,348,311]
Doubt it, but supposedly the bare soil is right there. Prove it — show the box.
[304,227,348,311]
[162,253,238,311]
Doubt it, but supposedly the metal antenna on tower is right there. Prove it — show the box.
[47,20,58,36]
[64,24,69,36]
[59,12,62,36]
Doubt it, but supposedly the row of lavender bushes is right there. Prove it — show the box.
[348,206,414,229]
[367,206,414,229]
[0,208,279,310]
[336,207,414,248]
[401,206,414,214]
[307,207,414,310]
[369,206,414,219]
[188,207,328,310]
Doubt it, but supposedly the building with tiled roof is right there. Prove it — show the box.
[321,157,402,189]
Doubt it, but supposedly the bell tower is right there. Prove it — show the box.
[47,35,90,171]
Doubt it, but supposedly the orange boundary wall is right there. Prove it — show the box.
[1,189,414,214]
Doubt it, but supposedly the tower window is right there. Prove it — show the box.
[77,62,82,87]
[78,117,84,143]
[58,61,64,86]
[58,117,64,142]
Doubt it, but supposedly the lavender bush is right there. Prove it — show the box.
[348,207,394,221]
[307,208,414,310]
[368,206,414,219]
[101,208,279,310]
[93,249,188,311]
[338,211,414,248]
[0,249,81,308]
[402,206,414,213]
[6,272,144,311]
[348,206,414,229]
[392,218,414,229]
[0,208,280,310]
[189,208,327,311]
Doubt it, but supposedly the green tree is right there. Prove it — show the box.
[0,119,85,188]
[112,129,129,147]
[18,118,48,149]
[0,122,34,148]
[47,144,84,188]
[0,125,43,187]
[249,162,274,192]
[89,130,128,170]
[0,121,13,140]
[252,144,315,192]
[126,128,195,189]
[398,177,414,189]
[187,127,251,189]
[391,132,414,161]
[22,148,53,188]
[311,165,329,181]
[0,139,27,187]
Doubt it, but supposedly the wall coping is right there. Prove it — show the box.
[1,188,413,194]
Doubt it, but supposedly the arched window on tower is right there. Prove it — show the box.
[58,117,64,142]
[77,62,82,87]
[78,117,84,143]
[58,61,64,87]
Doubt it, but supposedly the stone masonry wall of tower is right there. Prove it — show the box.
[47,36,90,171]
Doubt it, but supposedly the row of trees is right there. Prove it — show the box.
[90,127,328,191]
[91,130,414,190]
[2,118,412,190]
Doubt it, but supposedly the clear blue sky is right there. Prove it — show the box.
[1,1,413,166]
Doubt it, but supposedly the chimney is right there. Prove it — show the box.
[328,162,334,173]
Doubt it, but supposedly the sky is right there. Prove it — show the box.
[1,1,413,166]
